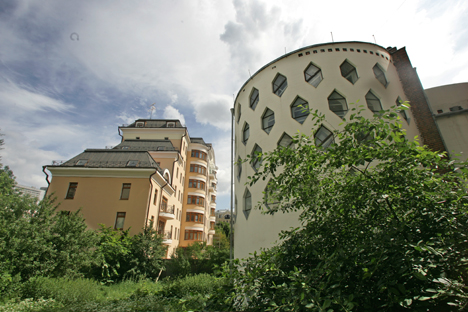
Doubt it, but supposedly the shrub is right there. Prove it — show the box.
[21,277,101,305]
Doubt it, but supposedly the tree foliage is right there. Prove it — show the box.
[228,103,468,311]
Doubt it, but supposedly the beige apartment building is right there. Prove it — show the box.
[233,41,447,259]
[45,119,217,258]
[425,83,468,162]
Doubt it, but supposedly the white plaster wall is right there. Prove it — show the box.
[234,42,421,260]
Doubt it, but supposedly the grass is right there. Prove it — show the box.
[0,274,228,312]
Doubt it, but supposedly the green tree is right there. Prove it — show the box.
[227,103,468,311]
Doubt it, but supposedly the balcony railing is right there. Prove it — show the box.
[158,229,173,240]
[160,204,175,214]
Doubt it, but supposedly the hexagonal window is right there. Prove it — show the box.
[243,188,252,219]
[236,103,241,123]
[277,132,293,148]
[251,144,263,172]
[328,90,348,119]
[261,108,275,134]
[373,64,388,87]
[242,122,250,145]
[365,90,382,113]
[304,63,323,87]
[264,179,280,210]
[237,156,242,181]
[290,97,309,124]
[250,88,259,110]
[272,73,288,97]
[396,96,409,123]
[314,125,334,149]
[340,60,358,84]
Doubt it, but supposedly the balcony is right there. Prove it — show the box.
[158,230,173,244]
[159,204,175,220]
[209,169,217,180]
[209,228,215,235]
[209,183,217,193]
[210,215,216,222]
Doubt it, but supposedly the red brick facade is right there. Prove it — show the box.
[390,47,447,153]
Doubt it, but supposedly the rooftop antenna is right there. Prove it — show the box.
[149,103,156,119]
[372,35,376,44]
[331,32,334,42]
[248,69,251,77]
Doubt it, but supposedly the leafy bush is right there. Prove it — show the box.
[0,298,63,312]
[21,277,101,305]
[227,103,468,311]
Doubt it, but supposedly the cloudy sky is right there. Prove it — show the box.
[1,0,467,210]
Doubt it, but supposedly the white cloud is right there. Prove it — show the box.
[163,105,186,126]
[0,82,73,112]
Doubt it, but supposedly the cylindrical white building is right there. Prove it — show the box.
[233,41,427,259]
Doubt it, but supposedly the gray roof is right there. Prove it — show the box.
[113,139,178,151]
[52,150,162,170]
[122,119,184,128]
[191,137,212,147]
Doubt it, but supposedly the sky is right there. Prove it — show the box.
[1,0,467,210]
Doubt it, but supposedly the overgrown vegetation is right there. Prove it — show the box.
[226,103,468,311]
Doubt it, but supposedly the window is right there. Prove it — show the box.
[191,150,207,160]
[261,108,275,134]
[291,97,309,124]
[272,74,288,96]
[136,122,144,127]
[237,156,242,181]
[187,195,204,205]
[189,179,205,189]
[211,208,215,216]
[242,122,250,144]
[278,132,293,148]
[340,60,358,84]
[396,97,409,123]
[250,88,259,110]
[75,159,88,166]
[190,164,206,175]
[237,104,241,123]
[450,106,463,111]
[114,212,126,230]
[264,179,280,209]
[185,230,203,241]
[65,182,78,199]
[304,63,323,87]
[244,188,252,212]
[365,90,382,113]
[251,144,263,171]
[210,222,215,230]
[153,189,158,205]
[120,183,131,200]
[186,212,204,223]
[373,64,388,87]
[176,168,179,178]
[211,195,216,203]
[328,90,348,118]
[314,125,334,148]
[126,160,139,167]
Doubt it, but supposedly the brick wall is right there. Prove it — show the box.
[390,47,446,153]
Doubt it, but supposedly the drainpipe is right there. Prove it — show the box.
[118,127,123,143]
[230,107,235,274]
[145,168,158,230]
[42,165,50,196]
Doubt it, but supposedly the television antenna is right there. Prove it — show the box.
[149,103,156,119]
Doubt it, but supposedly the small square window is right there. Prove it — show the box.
[351,48,355,52]
[320,49,325,52]
[335,48,340,51]
[66,182,78,199]
[120,183,131,200]
[357,49,361,52]
[305,51,310,55]
[437,109,443,114]
[298,53,303,57]
[328,48,332,52]
[136,137,140,139]
[370,51,374,55]
[126,160,139,167]
[343,48,348,51]
[115,212,126,230]
[313,50,318,54]
[164,137,169,140]
[376,52,380,56]
[75,159,88,166]
[363,50,367,53]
